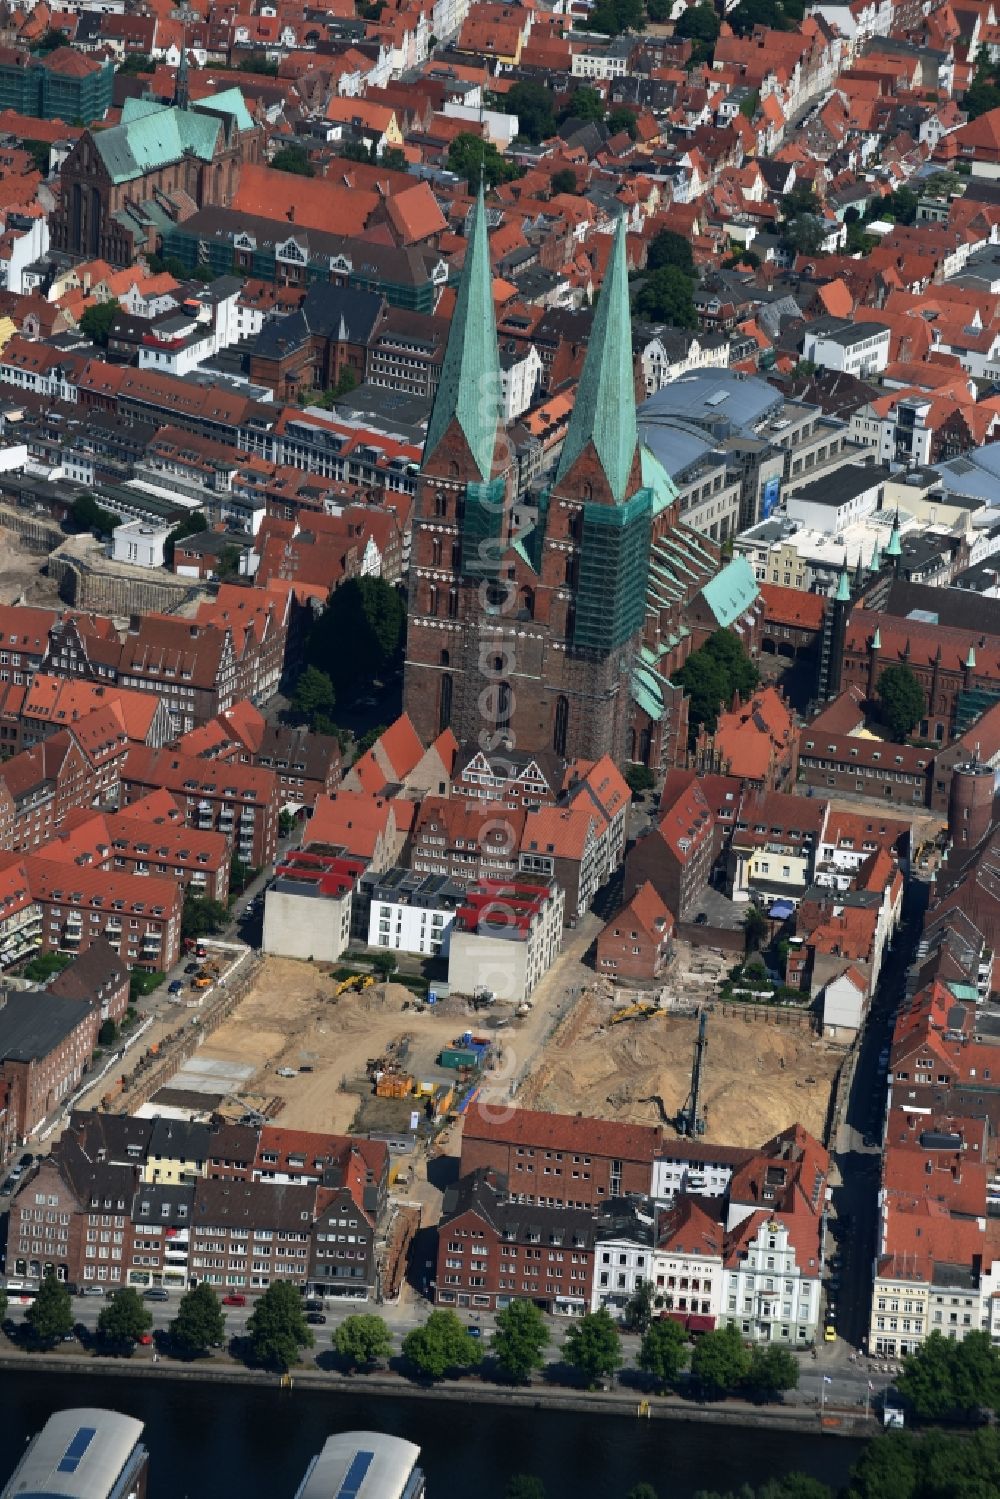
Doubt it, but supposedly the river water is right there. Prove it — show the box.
[0,1370,867,1498]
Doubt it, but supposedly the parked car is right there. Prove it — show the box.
[467,1325,482,1338]
[824,1323,837,1343]
[18,1154,32,1169]
[306,1312,327,1325]
[222,1294,247,1308]
[0,1179,13,1196]
[143,1288,169,1302]
[80,1286,104,1297]
[305,1299,324,1313]
[139,1333,154,1346]
[168,980,184,995]
[183,963,199,976]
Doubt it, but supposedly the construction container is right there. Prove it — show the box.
[376,1072,413,1099]
[439,1048,479,1070]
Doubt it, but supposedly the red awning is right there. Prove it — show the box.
[686,1314,717,1334]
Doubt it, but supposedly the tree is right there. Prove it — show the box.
[744,904,768,954]
[846,222,878,256]
[290,664,336,729]
[98,1019,117,1047]
[647,0,670,17]
[333,1313,393,1369]
[230,856,254,894]
[966,78,1000,120]
[637,1316,688,1390]
[634,266,698,328]
[71,492,119,537]
[97,1288,153,1348]
[744,1345,799,1401]
[551,168,578,195]
[402,1308,483,1379]
[623,1280,656,1334]
[782,215,825,256]
[647,229,695,277]
[25,1269,73,1345]
[625,763,655,794]
[447,133,520,191]
[677,1,720,42]
[504,81,556,144]
[676,630,759,747]
[279,809,296,838]
[381,147,408,171]
[332,367,357,398]
[896,1328,1000,1422]
[562,87,604,125]
[690,1323,751,1398]
[271,144,315,177]
[181,892,226,939]
[246,1280,314,1370]
[24,139,50,174]
[308,576,406,700]
[216,543,242,581]
[491,1298,549,1383]
[562,1307,622,1387]
[506,1481,546,1499]
[117,53,153,76]
[164,509,208,566]
[607,106,638,140]
[877,664,926,742]
[170,1282,226,1358]
[586,0,644,35]
[627,1488,659,1499]
[80,301,120,348]
[372,951,399,980]
[728,0,795,36]
[23,950,71,981]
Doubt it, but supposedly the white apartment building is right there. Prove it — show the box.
[722,1213,823,1345]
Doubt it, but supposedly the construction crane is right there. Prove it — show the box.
[675,1011,708,1137]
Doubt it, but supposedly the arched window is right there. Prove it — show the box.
[434,490,447,518]
[431,537,442,566]
[519,586,534,620]
[564,555,575,587]
[440,649,450,667]
[439,673,453,732]
[496,679,512,731]
[449,461,460,478]
[428,585,438,616]
[640,727,652,766]
[447,588,459,620]
[553,695,569,757]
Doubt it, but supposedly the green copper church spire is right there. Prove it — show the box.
[835,567,851,602]
[885,511,902,558]
[555,215,638,503]
[422,185,500,482]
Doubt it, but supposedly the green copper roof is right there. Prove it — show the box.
[869,540,881,573]
[196,87,253,132]
[872,627,881,650]
[701,555,759,628]
[96,100,222,184]
[422,186,500,482]
[641,444,679,517]
[967,645,977,669]
[885,514,902,558]
[835,568,851,602]
[556,216,638,503]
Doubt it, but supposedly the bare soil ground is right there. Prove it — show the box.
[0,531,61,607]
[199,958,470,1133]
[518,991,842,1148]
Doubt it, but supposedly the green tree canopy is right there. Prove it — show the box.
[676,2,720,43]
[333,1313,393,1369]
[447,133,521,191]
[966,78,1000,120]
[585,0,644,34]
[23,950,71,982]
[607,106,639,140]
[505,1480,546,1499]
[371,951,399,979]
[181,892,226,940]
[170,1282,226,1358]
[877,664,926,742]
[402,1308,483,1379]
[290,664,336,730]
[80,301,120,348]
[623,1280,656,1334]
[690,1323,752,1398]
[164,509,208,566]
[676,630,760,747]
[783,215,826,256]
[634,265,698,328]
[647,228,696,277]
[307,576,406,700]
[26,1269,73,1345]
[504,81,556,144]
[71,492,119,537]
[896,1328,1000,1422]
[246,1280,314,1370]
[550,168,578,196]
[271,144,315,177]
[562,1306,622,1387]
[637,1316,688,1390]
[744,1345,799,1400]
[561,87,604,125]
[97,1288,152,1347]
[728,0,796,35]
[491,1297,550,1382]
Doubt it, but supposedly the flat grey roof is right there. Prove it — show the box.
[639,368,783,433]
[2,1408,145,1499]
[294,1432,423,1499]
[0,988,93,1063]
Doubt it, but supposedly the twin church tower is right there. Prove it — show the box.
[403,191,659,766]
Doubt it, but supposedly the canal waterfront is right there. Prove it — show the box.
[0,1369,869,1497]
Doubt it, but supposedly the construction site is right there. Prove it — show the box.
[516,946,843,1149]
